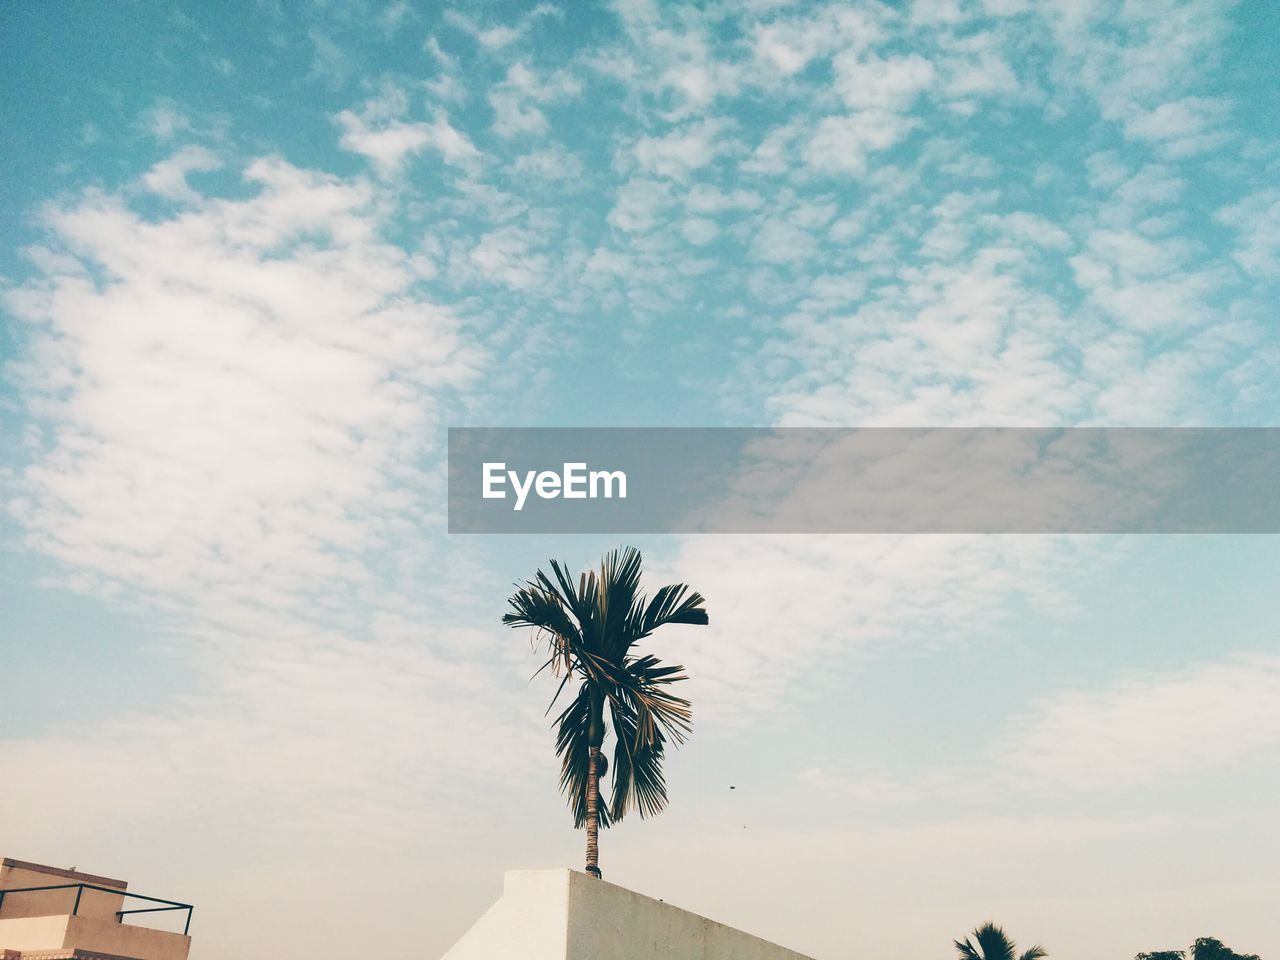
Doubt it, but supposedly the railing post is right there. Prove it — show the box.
[73,884,83,916]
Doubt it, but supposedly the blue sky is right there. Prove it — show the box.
[2,2,1279,958]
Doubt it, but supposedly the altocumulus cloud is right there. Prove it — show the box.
[7,154,478,616]
[1,150,552,873]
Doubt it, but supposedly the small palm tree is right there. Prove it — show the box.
[955,923,1047,960]
[503,546,708,880]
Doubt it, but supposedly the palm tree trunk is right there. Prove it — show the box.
[585,744,602,878]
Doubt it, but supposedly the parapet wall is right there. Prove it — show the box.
[440,869,815,960]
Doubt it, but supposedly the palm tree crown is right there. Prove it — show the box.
[955,923,1048,960]
[502,546,708,879]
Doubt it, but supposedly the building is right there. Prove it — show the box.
[0,859,191,960]
[441,868,816,960]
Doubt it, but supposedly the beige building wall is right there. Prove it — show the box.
[0,859,190,960]
[0,861,125,923]
[440,868,816,960]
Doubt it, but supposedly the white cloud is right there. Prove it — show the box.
[488,62,581,138]
[376,0,413,36]
[749,216,820,264]
[684,184,762,214]
[512,146,585,182]
[682,217,720,245]
[998,653,1280,790]
[307,29,353,90]
[424,36,468,103]
[444,5,561,51]
[630,118,732,180]
[607,1,743,117]
[740,119,805,176]
[140,145,222,201]
[6,157,480,615]
[606,177,672,233]
[749,6,886,79]
[1044,0,1235,153]
[141,99,192,140]
[0,156,553,960]
[832,51,935,111]
[337,108,479,176]
[1124,96,1232,156]
[1217,189,1280,279]
[652,534,1096,726]
[467,225,550,290]
[803,111,918,175]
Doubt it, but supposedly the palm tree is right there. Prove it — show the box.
[955,923,1047,960]
[503,546,708,880]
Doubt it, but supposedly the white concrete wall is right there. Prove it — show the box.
[565,870,814,960]
[438,869,815,960]
[440,871,569,960]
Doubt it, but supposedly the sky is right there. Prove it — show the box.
[1,1,1278,958]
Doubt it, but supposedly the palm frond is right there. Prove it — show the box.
[1019,948,1048,960]
[599,547,645,659]
[973,924,1016,960]
[631,582,710,639]
[552,682,612,830]
[502,579,580,678]
[606,693,670,820]
[955,939,983,960]
[618,653,692,744]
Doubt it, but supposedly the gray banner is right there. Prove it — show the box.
[447,428,1280,534]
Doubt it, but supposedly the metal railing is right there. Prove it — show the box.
[0,883,193,936]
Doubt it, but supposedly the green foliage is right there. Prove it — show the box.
[954,922,1046,960]
[1192,938,1261,960]
[1134,937,1262,960]
[504,546,708,828]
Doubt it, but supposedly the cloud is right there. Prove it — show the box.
[833,51,935,111]
[803,111,918,176]
[748,650,1280,812]
[4,3,1279,957]
[466,225,551,291]
[425,36,468,103]
[488,62,581,138]
[749,6,886,79]
[337,107,479,176]
[444,5,561,51]
[1043,0,1236,150]
[1217,189,1280,279]
[140,98,192,140]
[376,0,414,36]
[651,534,1098,727]
[0,150,551,958]
[6,156,481,617]
[1124,96,1232,157]
[606,1,744,117]
[606,177,673,233]
[307,29,353,90]
[511,146,585,182]
[630,118,733,180]
[140,145,222,201]
[998,653,1280,790]
[681,217,719,245]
